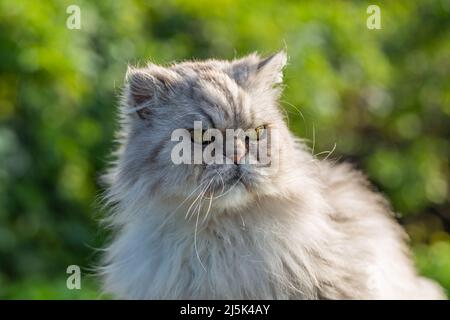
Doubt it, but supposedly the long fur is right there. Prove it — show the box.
[99,52,445,299]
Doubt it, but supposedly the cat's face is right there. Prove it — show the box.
[119,52,293,210]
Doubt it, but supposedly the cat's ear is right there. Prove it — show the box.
[255,51,287,85]
[124,64,178,120]
[230,51,287,91]
[125,66,156,120]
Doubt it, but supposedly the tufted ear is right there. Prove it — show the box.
[125,64,179,120]
[229,51,287,92]
[256,51,287,85]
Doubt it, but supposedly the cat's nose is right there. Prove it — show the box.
[232,139,246,164]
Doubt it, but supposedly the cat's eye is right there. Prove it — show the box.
[248,125,267,141]
[190,129,214,145]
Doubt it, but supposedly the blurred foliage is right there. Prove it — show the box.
[0,0,449,298]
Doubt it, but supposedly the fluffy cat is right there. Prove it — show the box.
[99,51,445,299]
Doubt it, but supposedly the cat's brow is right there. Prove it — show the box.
[176,108,217,129]
[196,107,217,128]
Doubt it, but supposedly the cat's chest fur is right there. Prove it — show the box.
[102,199,368,299]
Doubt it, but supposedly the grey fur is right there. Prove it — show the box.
[99,52,445,299]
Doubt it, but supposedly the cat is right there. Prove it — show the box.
[99,51,445,299]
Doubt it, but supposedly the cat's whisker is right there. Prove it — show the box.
[194,200,207,272]
[322,143,337,161]
[152,180,208,233]
[185,189,205,221]
[190,184,208,221]
[211,172,246,200]
[184,180,211,220]
[280,100,306,126]
[279,104,290,127]
[311,124,316,156]
[187,177,214,221]
[193,181,212,271]
[177,180,210,210]
[313,143,337,160]
[202,190,214,224]
[202,170,225,201]
[214,169,226,195]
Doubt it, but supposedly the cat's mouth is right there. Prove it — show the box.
[206,166,252,195]
[225,170,248,190]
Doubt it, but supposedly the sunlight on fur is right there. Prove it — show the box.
[99,52,445,299]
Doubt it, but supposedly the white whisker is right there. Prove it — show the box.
[211,172,246,200]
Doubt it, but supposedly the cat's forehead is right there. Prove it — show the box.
[173,62,259,129]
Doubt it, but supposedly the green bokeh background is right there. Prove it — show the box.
[0,0,449,299]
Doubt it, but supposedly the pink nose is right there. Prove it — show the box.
[233,139,246,164]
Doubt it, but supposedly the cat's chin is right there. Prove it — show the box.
[210,183,255,211]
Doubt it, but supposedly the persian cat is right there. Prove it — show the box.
[100,51,444,299]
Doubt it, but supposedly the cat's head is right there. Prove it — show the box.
[116,52,297,211]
